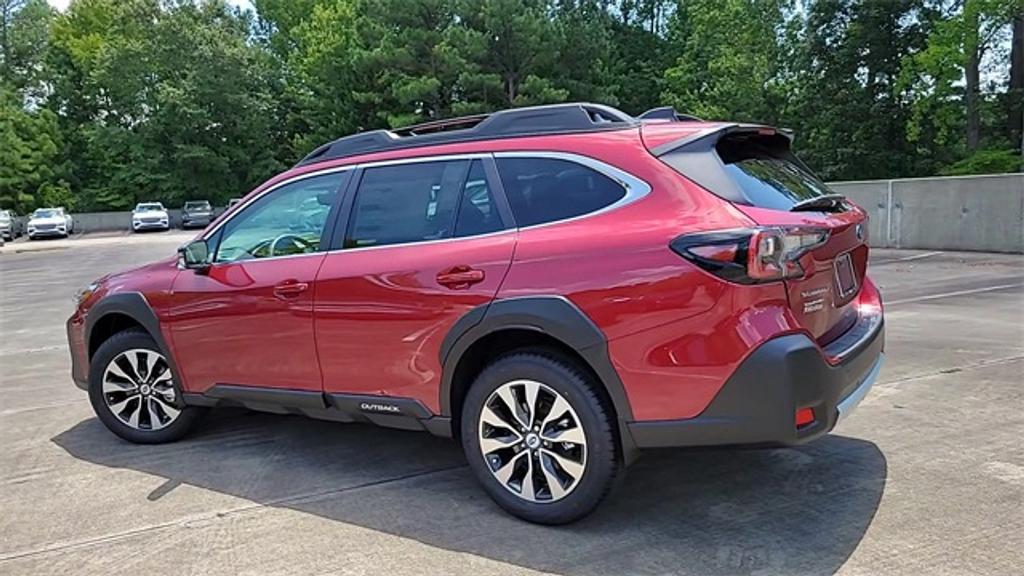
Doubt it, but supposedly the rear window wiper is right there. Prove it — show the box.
[790,193,846,212]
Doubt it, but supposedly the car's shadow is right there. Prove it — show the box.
[54,410,886,575]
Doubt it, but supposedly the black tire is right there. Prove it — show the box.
[88,329,204,444]
[461,351,622,524]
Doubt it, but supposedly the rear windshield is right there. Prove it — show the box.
[659,131,833,210]
[716,135,832,211]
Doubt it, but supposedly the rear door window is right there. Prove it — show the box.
[454,160,504,238]
[495,157,626,227]
[345,160,469,248]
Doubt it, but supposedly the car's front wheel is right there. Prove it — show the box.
[88,329,204,444]
[461,351,621,524]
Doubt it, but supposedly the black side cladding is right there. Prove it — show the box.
[628,318,884,449]
[439,296,639,463]
[187,385,446,433]
[81,292,180,390]
[438,296,633,422]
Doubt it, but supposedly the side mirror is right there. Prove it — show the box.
[178,239,211,273]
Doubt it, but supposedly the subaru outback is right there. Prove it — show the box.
[67,103,884,524]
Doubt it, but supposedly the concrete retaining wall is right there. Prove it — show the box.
[61,173,1023,252]
[830,173,1023,253]
[70,208,228,233]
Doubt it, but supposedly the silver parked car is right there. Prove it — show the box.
[0,209,24,240]
[181,200,213,229]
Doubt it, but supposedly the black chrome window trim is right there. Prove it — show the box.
[205,151,652,256]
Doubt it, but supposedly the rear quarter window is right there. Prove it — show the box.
[495,157,626,227]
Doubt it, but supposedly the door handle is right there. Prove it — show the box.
[273,280,309,299]
[437,266,485,289]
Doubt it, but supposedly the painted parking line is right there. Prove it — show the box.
[886,283,1023,305]
[871,251,944,265]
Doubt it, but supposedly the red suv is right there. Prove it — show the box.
[67,103,884,524]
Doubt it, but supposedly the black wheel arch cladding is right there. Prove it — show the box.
[439,295,635,424]
[85,292,182,381]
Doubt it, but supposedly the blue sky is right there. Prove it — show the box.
[47,0,254,12]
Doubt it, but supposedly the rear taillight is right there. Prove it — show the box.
[670,227,829,284]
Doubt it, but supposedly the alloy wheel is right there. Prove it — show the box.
[101,348,181,431]
[478,379,587,503]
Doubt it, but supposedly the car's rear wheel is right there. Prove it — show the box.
[461,351,621,524]
[88,329,203,444]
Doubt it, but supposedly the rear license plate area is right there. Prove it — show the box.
[834,253,858,300]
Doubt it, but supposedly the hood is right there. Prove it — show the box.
[77,256,179,314]
[98,256,179,296]
[133,210,168,217]
[29,216,65,225]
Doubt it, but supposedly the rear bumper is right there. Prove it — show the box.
[628,309,884,449]
[181,215,211,227]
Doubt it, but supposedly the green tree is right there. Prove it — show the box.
[662,0,788,122]
[1,0,54,97]
[784,0,935,179]
[899,0,1024,155]
[254,0,359,157]
[461,0,566,106]
[47,0,284,210]
[354,0,474,127]
[0,88,65,211]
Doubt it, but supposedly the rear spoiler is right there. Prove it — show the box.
[650,123,795,157]
[652,123,803,206]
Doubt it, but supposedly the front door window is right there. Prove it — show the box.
[214,173,344,262]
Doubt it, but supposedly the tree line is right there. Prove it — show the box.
[1,0,1021,212]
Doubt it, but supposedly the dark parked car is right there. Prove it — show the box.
[67,103,884,524]
[181,200,213,229]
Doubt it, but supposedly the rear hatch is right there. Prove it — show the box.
[651,124,869,345]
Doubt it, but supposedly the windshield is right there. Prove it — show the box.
[716,134,832,211]
[0,210,10,219]
[33,209,59,219]
[135,204,164,212]
[185,201,211,210]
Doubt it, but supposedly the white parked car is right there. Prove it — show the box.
[132,202,170,232]
[27,207,74,239]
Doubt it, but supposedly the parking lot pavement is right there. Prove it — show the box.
[0,229,193,256]
[0,244,1021,576]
